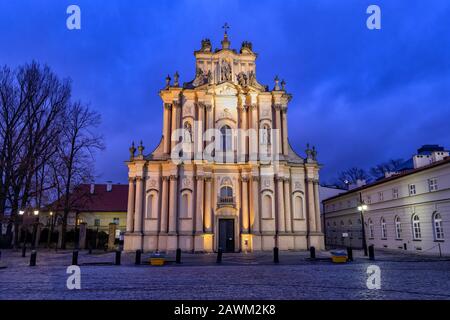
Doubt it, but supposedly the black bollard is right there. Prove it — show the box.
[273,247,279,263]
[135,250,141,265]
[176,248,181,264]
[22,243,26,257]
[115,250,121,265]
[72,250,79,265]
[88,245,92,254]
[310,246,316,260]
[29,250,37,266]
[347,247,353,261]
[368,245,375,260]
[216,248,223,263]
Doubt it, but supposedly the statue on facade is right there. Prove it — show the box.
[248,71,256,86]
[206,70,213,84]
[174,71,180,87]
[184,122,192,143]
[192,68,204,86]
[129,141,136,160]
[221,61,232,82]
[137,141,144,157]
[305,143,313,160]
[237,72,247,86]
[200,38,212,52]
[311,145,317,161]
[165,74,171,88]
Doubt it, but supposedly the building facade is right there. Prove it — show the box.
[40,183,128,233]
[323,152,450,256]
[124,31,323,252]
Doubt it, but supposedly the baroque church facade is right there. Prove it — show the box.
[124,30,323,252]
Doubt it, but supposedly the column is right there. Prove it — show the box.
[306,178,316,233]
[133,176,143,233]
[195,176,204,233]
[250,104,259,160]
[241,176,249,233]
[240,105,248,161]
[204,177,212,233]
[126,178,135,232]
[313,180,322,233]
[168,175,178,234]
[276,176,286,233]
[274,105,283,155]
[205,104,213,132]
[159,176,169,233]
[283,178,292,233]
[281,108,289,156]
[250,176,260,233]
[163,103,172,154]
[171,102,179,152]
[196,103,205,159]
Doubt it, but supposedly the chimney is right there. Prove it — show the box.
[90,184,95,194]
[106,181,112,192]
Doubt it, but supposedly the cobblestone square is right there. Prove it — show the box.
[1,249,449,300]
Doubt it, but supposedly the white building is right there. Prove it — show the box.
[124,30,323,253]
[323,146,450,256]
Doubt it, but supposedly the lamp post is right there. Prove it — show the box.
[357,203,368,256]
[31,210,39,250]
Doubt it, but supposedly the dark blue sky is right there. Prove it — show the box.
[1,0,449,184]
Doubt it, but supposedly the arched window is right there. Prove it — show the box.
[219,186,233,204]
[368,219,374,238]
[412,214,421,240]
[381,217,387,239]
[293,195,304,219]
[395,216,402,239]
[220,125,232,151]
[433,212,444,240]
[262,194,272,218]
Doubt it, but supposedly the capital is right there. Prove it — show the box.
[169,175,178,180]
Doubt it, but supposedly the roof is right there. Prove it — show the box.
[323,156,450,202]
[46,184,128,213]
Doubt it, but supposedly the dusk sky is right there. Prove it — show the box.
[1,0,449,184]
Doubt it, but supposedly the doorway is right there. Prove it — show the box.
[218,219,234,252]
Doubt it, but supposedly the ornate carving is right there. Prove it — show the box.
[182,177,192,188]
[169,175,178,181]
[294,181,302,189]
[148,179,158,188]
[192,68,206,87]
[129,142,136,160]
[240,176,249,183]
[262,179,271,188]
[217,108,233,121]
[161,176,170,181]
[273,104,282,111]
[205,104,212,111]
[273,75,280,91]
[200,38,212,52]
[251,176,260,182]
[164,103,172,110]
[195,176,205,181]
[221,176,233,186]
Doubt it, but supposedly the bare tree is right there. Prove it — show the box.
[369,158,405,179]
[57,102,104,249]
[335,167,370,188]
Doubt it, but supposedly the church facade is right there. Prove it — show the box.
[124,30,323,252]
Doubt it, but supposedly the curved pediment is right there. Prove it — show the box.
[213,82,239,96]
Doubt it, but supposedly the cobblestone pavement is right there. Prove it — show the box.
[1,249,449,300]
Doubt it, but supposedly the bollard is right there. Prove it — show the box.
[368,245,375,260]
[135,250,141,265]
[347,247,353,262]
[72,250,79,265]
[310,246,316,260]
[115,250,121,265]
[29,250,37,266]
[216,248,223,263]
[176,248,181,264]
[273,247,279,263]
[22,244,26,257]
[88,245,92,254]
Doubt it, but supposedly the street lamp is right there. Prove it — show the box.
[19,210,25,215]
[358,203,368,256]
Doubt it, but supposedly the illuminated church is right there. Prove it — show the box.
[124,28,323,252]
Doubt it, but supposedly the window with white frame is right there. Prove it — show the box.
[412,214,421,240]
[368,219,374,238]
[428,178,438,192]
[378,192,384,201]
[395,216,402,239]
[392,188,399,199]
[433,212,444,240]
[381,217,387,239]
[409,184,416,196]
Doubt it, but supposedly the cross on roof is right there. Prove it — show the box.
[222,22,230,34]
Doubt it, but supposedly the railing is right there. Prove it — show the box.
[218,196,235,207]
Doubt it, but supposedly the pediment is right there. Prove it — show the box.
[213,82,239,96]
